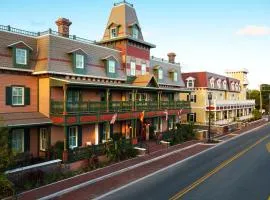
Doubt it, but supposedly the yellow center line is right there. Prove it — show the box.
[266,143,270,153]
[170,134,270,200]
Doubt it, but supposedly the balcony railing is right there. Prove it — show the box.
[51,100,190,114]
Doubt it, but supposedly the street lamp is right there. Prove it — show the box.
[208,92,213,142]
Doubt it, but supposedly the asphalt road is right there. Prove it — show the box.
[99,123,270,200]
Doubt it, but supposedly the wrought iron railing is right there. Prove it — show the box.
[51,100,190,114]
[0,25,96,45]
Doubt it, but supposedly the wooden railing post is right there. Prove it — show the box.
[63,84,68,162]
[106,89,110,112]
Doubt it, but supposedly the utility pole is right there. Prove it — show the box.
[208,92,212,142]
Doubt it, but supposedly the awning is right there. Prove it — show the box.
[0,112,52,127]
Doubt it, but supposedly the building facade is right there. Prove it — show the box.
[0,1,190,161]
[181,72,255,125]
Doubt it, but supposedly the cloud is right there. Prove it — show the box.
[236,25,270,36]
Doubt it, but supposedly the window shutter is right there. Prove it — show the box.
[24,128,30,152]
[8,130,12,150]
[6,87,12,105]
[187,95,190,101]
[66,128,70,149]
[24,87,30,105]
[194,95,197,103]
[78,126,82,147]
[187,113,190,122]
[194,113,197,122]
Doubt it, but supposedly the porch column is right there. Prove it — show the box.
[95,123,99,145]
[63,85,68,162]
[214,112,217,123]
[132,89,137,111]
[227,110,229,121]
[106,88,110,112]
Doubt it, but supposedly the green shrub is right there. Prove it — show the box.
[0,174,14,199]
[252,109,262,120]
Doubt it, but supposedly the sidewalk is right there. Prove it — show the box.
[17,119,268,200]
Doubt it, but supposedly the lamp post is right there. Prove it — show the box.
[208,92,213,142]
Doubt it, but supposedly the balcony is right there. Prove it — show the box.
[207,100,255,111]
[50,100,190,115]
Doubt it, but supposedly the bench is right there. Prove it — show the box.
[160,140,170,148]
[134,147,147,156]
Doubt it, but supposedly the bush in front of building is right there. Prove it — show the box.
[105,135,137,162]
[0,125,15,198]
[168,122,195,146]
[252,109,262,121]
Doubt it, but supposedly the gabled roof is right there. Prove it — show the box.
[68,48,88,55]
[132,75,159,88]
[7,41,33,51]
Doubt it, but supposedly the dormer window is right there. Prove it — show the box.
[231,82,235,90]
[223,80,227,89]
[173,72,178,82]
[210,77,215,88]
[186,77,195,88]
[8,41,32,68]
[158,69,163,80]
[16,48,27,65]
[141,63,146,75]
[132,26,139,39]
[75,54,84,69]
[108,60,116,73]
[217,79,221,89]
[110,27,117,39]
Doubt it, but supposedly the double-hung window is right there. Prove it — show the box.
[15,48,27,65]
[40,128,48,151]
[130,61,136,76]
[168,118,174,130]
[158,69,163,80]
[132,27,139,39]
[141,63,146,75]
[75,54,84,69]
[173,72,178,82]
[12,129,24,153]
[69,126,78,149]
[12,87,24,106]
[108,60,116,73]
[111,28,117,38]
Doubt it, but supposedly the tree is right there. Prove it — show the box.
[247,89,260,110]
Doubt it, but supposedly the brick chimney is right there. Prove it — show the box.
[55,18,72,37]
[167,52,176,64]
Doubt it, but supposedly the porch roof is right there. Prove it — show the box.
[50,77,190,92]
[0,112,52,127]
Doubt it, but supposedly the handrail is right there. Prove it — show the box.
[0,25,96,45]
[51,100,191,114]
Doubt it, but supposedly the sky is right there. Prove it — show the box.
[1,0,269,89]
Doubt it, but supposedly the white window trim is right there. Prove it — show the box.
[108,60,116,73]
[130,61,136,76]
[210,77,215,88]
[110,27,117,39]
[16,48,27,65]
[174,72,178,82]
[40,128,48,151]
[132,27,139,39]
[12,129,24,153]
[189,113,196,122]
[217,79,221,89]
[75,54,84,69]
[158,69,163,80]
[12,87,24,106]
[141,63,146,75]
[69,126,78,149]
[223,81,227,89]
